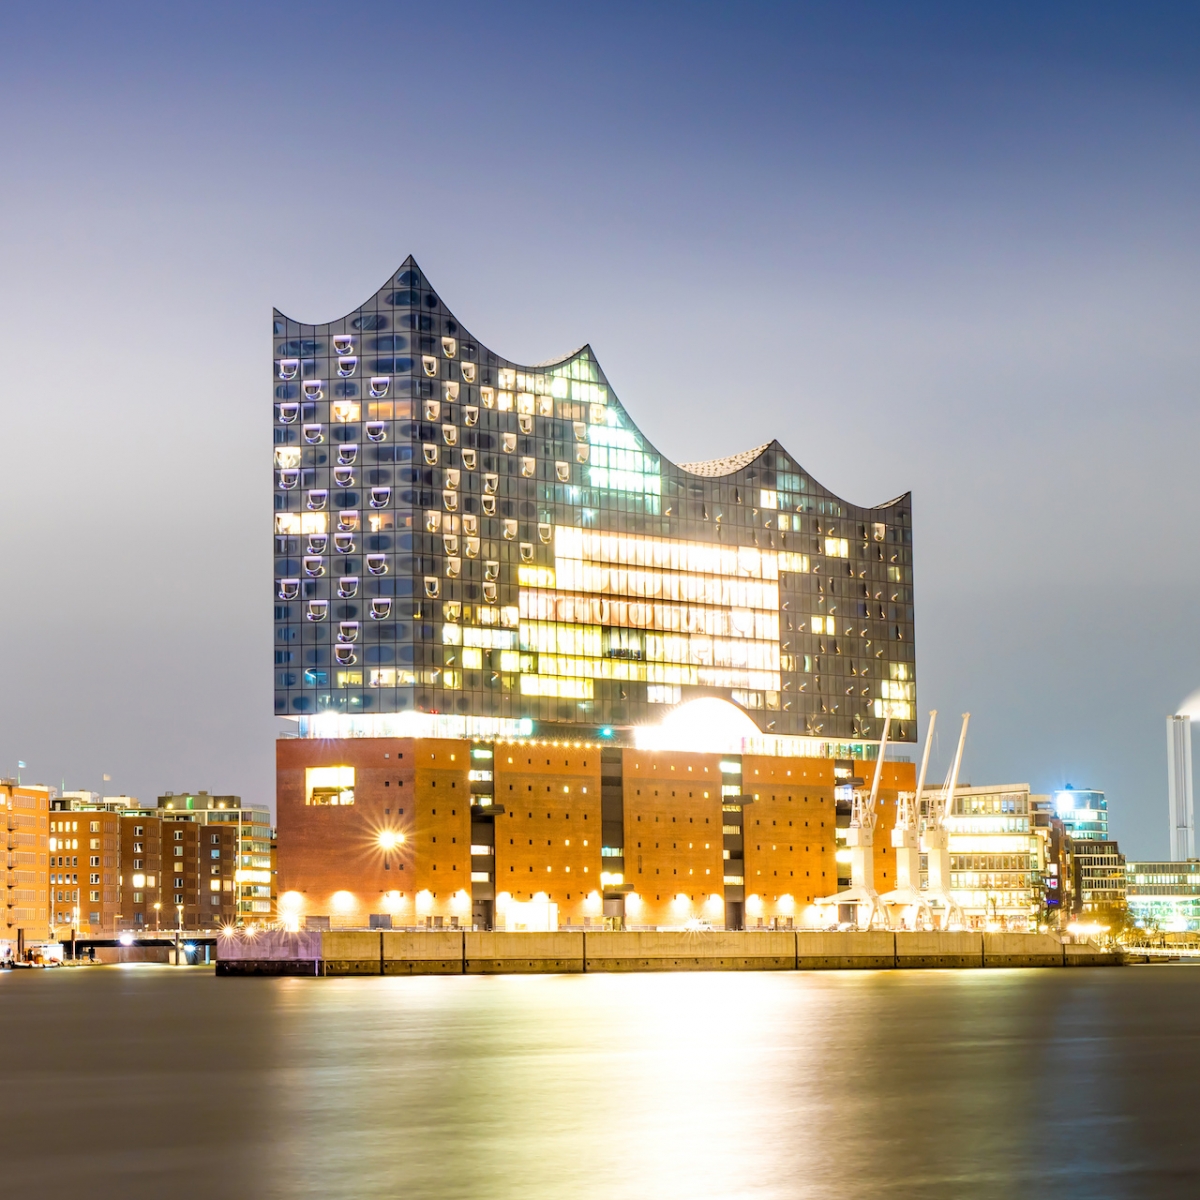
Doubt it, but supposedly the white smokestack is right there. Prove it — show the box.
[1167,714,1194,861]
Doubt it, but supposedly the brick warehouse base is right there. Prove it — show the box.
[215,930,1119,975]
[276,736,919,933]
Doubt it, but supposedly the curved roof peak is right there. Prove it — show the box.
[678,444,772,479]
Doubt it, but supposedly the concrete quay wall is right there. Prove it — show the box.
[216,930,1119,975]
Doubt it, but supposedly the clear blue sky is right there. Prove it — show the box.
[1,3,1197,855]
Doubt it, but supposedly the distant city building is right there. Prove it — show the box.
[2,782,52,947]
[1030,794,1076,926]
[1126,860,1200,932]
[929,782,1040,931]
[1167,715,1194,861]
[52,790,274,929]
[1052,786,1108,842]
[1073,840,1127,913]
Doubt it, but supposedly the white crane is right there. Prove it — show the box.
[816,715,891,930]
[879,710,937,928]
[920,712,970,930]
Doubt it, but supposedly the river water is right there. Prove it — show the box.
[3,965,1199,1199]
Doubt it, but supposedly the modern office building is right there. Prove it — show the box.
[274,258,918,929]
[935,783,1040,931]
[1051,786,1108,842]
[1126,861,1200,932]
[1073,840,1127,914]
[1030,794,1076,926]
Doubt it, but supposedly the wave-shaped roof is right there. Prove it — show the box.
[274,254,910,516]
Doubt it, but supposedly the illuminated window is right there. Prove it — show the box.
[306,766,355,806]
[824,537,849,557]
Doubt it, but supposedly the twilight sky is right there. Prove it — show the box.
[0,3,1197,856]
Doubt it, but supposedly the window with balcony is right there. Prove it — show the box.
[337,356,357,377]
[338,576,359,599]
[371,598,392,620]
[367,554,388,576]
[278,358,299,380]
[365,422,386,442]
[303,380,323,401]
[306,600,328,621]
[369,377,390,398]
[370,486,391,508]
[307,489,328,510]
[278,402,299,423]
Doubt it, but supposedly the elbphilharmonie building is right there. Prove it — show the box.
[273,257,916,746]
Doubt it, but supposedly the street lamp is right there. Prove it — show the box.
[153,901,161,932]
[175,903,184,966]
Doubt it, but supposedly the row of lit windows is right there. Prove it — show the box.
[519,588,781,640]
[555,526,780,579]
[514,623,780,671]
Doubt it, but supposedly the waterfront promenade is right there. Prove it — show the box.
[216,929,1116,975]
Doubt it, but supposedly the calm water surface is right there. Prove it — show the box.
[3,965,1199,1199]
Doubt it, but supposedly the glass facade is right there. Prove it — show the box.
[1126,861,1200,931]
[1052,787,1108,841]
[942,785,1038,928]
[273,258,916,742]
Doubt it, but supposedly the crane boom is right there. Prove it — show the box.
[921,712,970,929]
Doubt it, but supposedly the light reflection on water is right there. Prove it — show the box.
[4,967,1200,1199]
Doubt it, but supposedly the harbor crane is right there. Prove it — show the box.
[920,712,970,930]
[816,715,891,930]
[879,709,938,928]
